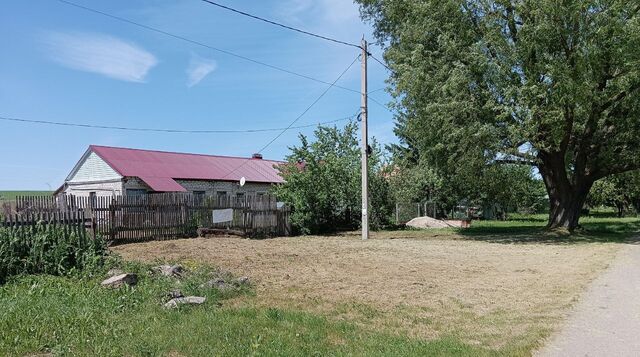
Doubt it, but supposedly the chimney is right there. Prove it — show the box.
[252,153,263,159]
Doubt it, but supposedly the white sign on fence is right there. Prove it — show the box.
[212,208,233,223]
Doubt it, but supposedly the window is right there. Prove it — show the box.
[256,192,266,201]
[126,189,147,196]
[216,191,227,205]
[89,192,97,207]
[236,192,245,205]
[193,191,206,204]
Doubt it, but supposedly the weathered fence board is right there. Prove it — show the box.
[4,193,291,242]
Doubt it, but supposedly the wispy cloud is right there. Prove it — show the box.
[186,54,217,87]
[42,31,157,83]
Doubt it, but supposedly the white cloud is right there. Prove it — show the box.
[42,31,157,83]
[186,54,217,87]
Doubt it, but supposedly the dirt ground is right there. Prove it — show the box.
[113,231,620,352]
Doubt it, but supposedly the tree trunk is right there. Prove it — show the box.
[539,153,593,232]
[546,189,589,231]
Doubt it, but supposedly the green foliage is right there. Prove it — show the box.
[0,223,106,284]
[358,0,640,229]
[0,266,490,356]
[479,165,548,215]
[588,171,640,216]
[274,122,394,234]
[389,154,547,218]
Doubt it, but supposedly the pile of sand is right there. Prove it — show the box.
[405,216,455,229]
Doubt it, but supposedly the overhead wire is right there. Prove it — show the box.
[0,114,357,134]
[53,0,395,114]
[195,0,393,113]
[199,0,361,49]
[369,53,392,72]
[221,55,360,179]
[54,0,361,94]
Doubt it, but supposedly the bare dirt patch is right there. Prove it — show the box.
[113,231,619,352]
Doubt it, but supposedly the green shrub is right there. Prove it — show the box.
[0,223,106,284]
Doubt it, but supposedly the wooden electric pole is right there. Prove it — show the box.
[361,38,369,240]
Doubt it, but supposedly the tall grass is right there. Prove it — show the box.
[0,223,106,284]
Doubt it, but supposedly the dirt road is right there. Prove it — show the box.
[537,243,640,357]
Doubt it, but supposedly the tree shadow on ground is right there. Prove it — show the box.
[455,219,640,245]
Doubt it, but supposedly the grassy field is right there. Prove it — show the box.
[0,191,52,200]
[1,215,638,356]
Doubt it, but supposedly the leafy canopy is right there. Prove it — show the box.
[358,0,640,228]
[274,122,393,234]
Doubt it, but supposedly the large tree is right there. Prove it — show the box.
[358,0,640,230]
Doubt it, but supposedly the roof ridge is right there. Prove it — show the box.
[89,144,284,163]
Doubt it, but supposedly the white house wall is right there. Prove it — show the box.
[68,152,121,183]
[64,180,123,197]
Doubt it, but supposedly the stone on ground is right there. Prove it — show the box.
[201,278,230,290]
[101,273,138,288]
[153,264,184,278]
[164,296,206,309]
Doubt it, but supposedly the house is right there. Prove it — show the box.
[55,145,284,200]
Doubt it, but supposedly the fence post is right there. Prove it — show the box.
[109,200,116,241]
[89,209,96,240]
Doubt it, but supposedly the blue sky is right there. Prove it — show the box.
[0,0,394,190]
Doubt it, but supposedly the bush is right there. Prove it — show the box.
[275,122,394,234]
[0,223,106,284]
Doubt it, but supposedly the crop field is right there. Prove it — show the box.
[0,191,52,200]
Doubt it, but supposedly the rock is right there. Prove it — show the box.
[101,273,137,288]
[201,278,231,290]
[167,290,184,299]
[107,268,123,276]
[237,276,250,285]
[153,265,184,278]
[164,296,206,309]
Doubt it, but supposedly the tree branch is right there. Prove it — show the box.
[494,158,536,166]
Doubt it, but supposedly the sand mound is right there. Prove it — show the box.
[405,216,455,229]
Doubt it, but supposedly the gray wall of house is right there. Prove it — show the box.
[123,177,273,198]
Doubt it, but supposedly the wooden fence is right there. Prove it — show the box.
[2,193,291,243]
[1,211,92,235]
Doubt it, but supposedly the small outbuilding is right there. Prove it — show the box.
[55,145,284,199]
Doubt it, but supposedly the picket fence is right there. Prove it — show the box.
[2,193,291,243]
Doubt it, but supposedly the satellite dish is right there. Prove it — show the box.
[239,177,246,187]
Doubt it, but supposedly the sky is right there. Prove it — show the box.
[0,0,395,190]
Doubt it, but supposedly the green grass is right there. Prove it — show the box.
[0,261,492,357]
[457,213,640,243]
[0,191,52,200]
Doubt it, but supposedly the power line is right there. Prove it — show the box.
[53,0,396,112]
[254,56,359,154]
[221,55,360,179]
[199,0,361,49]
[370,53,392,72]
[369,96,392,112]
[54,0,361,94]
[0,114,356,134]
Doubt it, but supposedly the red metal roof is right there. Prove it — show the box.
[90,145,284,189]
[138,176,187,192]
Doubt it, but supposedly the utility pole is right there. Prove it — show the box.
[361,37,369,240]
